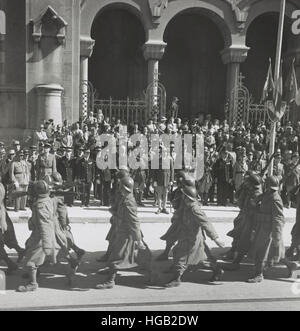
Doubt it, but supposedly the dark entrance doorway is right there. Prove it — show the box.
[89,8,147,100]
[160,12,226,120]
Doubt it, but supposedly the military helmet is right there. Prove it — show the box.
[248,173,262,188]
[117,167,130,180]
[34,180,50,196]
[266,176,280,191]
[120,176,134,193]
[181,186,197,201]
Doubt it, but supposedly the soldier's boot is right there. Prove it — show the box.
[17,267,38,292]
[96,269,117,289]
[0,246,18,275]
[282,258,299,278]
[66,256,80,287]
[22,268,41,279]
[164,272,182,288]
[247,263,264,284]
[72,244,86,261]
[210,264,225,283]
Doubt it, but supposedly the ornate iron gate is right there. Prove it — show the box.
[80,80,167,125]
[228,73,290,125]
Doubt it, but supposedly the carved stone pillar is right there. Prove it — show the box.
[221,45,249,122]
[0,33,5,85]
[80,35,95,116]
[35,84,64,126]
[143,41,167,86]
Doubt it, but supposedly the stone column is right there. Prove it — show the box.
[221,45,249,123]
[35,84,64,127]
[143,41,167,86]
[0,34,5,85]
[80,36,95,116]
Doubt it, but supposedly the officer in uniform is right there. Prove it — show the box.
[96,177,152,290]
[76,149,95,207]
[247,176,297,283]
[36,143,57,180]
[10,150,29,211]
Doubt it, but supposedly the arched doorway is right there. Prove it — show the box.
[160,12,227,120]
[89,8,147,100]
[242,13,293,103]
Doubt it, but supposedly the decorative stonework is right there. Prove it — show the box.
[148,0,168,22]
[143,41,167,60]
[226,0,248,31]
[221,45,250,64]
[30,6,68,44]
[80,35,95,58]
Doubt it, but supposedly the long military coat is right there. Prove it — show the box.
[172,200,218,266]
[108,193,152,270]
[248,191,285,264]
[24,196,58,267]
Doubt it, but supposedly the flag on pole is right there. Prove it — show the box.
[273,60,283,110]
[285,58,298,104]
[261,58,275,103]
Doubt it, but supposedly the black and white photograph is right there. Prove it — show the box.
[0,0,300,313]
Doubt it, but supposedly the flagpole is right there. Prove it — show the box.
[268,0,286,176]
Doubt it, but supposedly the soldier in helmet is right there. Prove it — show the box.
[225,172,263,268]
[163,184,225,288]
[96,176,152,289]
[246,176,297,283]
[156,170,193,261]
[17,180,58,292]
[97,168,130,264]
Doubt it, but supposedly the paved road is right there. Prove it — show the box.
[0,222,299,311]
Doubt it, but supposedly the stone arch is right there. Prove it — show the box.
[153,0,235,48]
[80,0,151,40]
[244,0,299,36]
[0,10,5,34]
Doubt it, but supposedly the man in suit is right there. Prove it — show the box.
[75,149,95,207]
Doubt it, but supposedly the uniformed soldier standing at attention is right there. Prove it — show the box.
[10,150,29,211]
[36,142,57,180]
[59,147,75,207]
[247,176,297,283]
[76,149,95,207]
[96,177,152,290]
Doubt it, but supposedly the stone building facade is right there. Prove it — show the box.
[0,0,299,142]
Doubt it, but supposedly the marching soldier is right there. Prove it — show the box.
[96,177,152,289]
[36,143,57,180]
[163,185,225,288]
[0,181,25,274]
[225,173,262,268]
[17,180,57,292]
[247,176,297,283]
